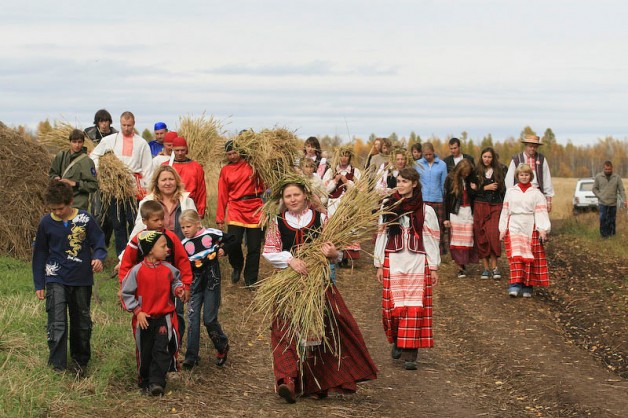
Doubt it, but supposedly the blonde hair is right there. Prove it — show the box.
[515,163,535,181]
[179,209,201,225]
[150,165,185,202]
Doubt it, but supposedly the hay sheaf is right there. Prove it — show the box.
[231,128,302,225]
[38,121,95,154]
[0,122,50,259]
[177,114,226,220]
[97,151,137,216]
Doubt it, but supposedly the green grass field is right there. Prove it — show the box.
[0,256,154,417]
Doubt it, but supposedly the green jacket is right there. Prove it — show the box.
[593,172,625,206]
[49,147,98,211]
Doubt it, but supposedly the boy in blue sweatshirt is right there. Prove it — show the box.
[32,181,107,375]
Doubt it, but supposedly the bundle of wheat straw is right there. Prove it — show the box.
[177,114,226,221]
[231,128,301,226]
[233,127,301,189]
[253,174,389,359]
[97,151,137,216]
[38,121,95,154]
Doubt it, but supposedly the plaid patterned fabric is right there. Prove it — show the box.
[425,201,447,255]
[473,201,502,259]
[382,255,434,349]
[449,206,478,266]
[504,230,549,286]
[271,286,377,395]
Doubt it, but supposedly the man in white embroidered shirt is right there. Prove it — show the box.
[90,111,154,256]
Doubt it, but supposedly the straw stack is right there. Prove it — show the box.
[0,122,50,259]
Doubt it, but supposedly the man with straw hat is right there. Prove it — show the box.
[216,140,265,287]
[505,134,555,212]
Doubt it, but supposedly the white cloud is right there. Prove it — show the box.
[1,0,627,145]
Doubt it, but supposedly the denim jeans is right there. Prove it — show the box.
[45,283,92,370]
[108,198,137,256]
[184,269,228,363]
[227,225,263,286]
[599,204,617,238]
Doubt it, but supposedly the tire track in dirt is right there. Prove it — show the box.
[435,258,628,417]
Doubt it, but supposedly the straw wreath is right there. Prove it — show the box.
[252,173,391,362]
[389,147,414,169]
[328,145,357,175]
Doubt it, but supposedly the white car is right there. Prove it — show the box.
[573,178,598,213]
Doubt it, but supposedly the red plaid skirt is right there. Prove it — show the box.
[473,201,502,259]
[382,254,434,349]
[271,286,377,395]
[504,230,549,286]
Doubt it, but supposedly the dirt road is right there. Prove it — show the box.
[129,235,627,418]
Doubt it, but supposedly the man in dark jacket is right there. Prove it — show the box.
[49,129,98,211]
[84,109,118,144]
[443,137,474,173]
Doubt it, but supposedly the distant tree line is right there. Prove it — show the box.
[13,120,628,178]
[319,126,627,178]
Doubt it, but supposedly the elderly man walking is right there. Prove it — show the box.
[593,161,626,238]
[505,134,555,213]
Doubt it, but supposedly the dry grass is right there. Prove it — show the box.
[97,151,137,216]
[0,122,49,260]
[233,128,301,190]
[37,120,95,154]
[177,114,226,222]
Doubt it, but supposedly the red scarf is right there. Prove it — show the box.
[384,189,424,237]
[518,182,532,192]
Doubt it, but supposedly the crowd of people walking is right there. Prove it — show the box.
[33,111,624,403]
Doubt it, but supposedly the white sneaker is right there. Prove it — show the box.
[492,268,502,280]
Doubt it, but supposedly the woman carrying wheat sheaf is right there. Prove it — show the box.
[262,179,377,403]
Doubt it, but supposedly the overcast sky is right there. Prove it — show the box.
[2,0,627,145]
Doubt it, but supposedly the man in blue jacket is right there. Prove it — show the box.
[416,142,448,254]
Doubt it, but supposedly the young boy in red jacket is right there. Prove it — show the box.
[121,231,184,395]
[118,200,192,364]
